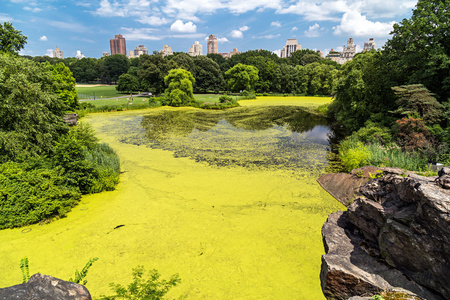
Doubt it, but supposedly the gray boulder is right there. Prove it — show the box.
[0,273,91,300]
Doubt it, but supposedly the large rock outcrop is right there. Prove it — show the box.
[0,273,92,300]
[320,169,450,300]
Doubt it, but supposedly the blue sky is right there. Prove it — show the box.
[1,0,418,58]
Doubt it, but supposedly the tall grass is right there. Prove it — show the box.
[85,143,120,193]
[339,137,428,172]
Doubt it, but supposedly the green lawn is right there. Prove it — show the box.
[76,85,125,99]
[81,96,150,107]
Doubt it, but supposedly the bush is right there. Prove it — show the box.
[99,266,180,300]
[238,90,256,100]
[339,140,371,172]
[0,161,81,229]
[219,95,233,103]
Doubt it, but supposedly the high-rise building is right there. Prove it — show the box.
[110,34,126,55]
[134,45,148,57]
[342,37,356,60]
[229,48,241,57]
[102,52,110,57]
[160,45,173,57]
[188,41,202,56]
[207,34,218,54]
[280,39,301,58]
[363,38,375,52]
[53,46,64,59]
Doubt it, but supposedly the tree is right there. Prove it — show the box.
[391,84,444,124]
[117,73,140,93]
[98,54,129,83]
[169,53,195,73]
[383,0,450,102]
[192,55,225,93]
[225,63,259,93]
[139,54,178,94]
[0,55,68,162]
[0,22,27,54]
[51,62,78,109]
[328,50,397,133]
[164,69,196,106]
[288,49,321,66]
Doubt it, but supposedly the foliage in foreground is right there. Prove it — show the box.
[98,266,181,300]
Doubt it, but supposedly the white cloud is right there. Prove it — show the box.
[45,49,53,57]
[304,23,322,37]
[217,37,229,43]
[138,15,169,26]
[24,6,42,12]
[170,20,197,33]
[291,27,298,31]
[239,25,250,31]
[334,10,396,37]
[0,13,14,22]
[271,21,281,27]
[39,35,48,41]
[121,27,161,40]
[75,2,91,7]
[273,49,281,57]
[230,30,243,38]
[255,34,281,39]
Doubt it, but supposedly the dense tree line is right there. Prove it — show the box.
[23,47,340,96]
[330,0,450,171]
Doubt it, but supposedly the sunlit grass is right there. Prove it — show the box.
[76,85,124,99]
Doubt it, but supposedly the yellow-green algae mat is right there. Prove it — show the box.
[0,98,344,299]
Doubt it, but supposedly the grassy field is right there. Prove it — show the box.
[76,85,124,99]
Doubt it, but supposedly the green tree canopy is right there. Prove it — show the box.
[383,0,450,102]
[0,55,68,162]
[225,63,259,93]
[51,62,78,109]
[192,55,225,93]
[99,54,130,83]
[0,22,27,54]
[117,73,140,93]
[164,68,196,106]
[139,54,178,94]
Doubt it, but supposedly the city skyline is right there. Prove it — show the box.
[2,0,419,58]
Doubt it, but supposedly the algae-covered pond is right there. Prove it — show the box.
[0,99,344,299]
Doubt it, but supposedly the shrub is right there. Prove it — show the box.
[219,95,233,103]
[339,140,371,172]
[0,161,81,229]
[99,266,180,300]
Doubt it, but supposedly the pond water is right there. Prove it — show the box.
[0,102,344,299]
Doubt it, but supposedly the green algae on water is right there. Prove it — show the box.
[0,102,345,299]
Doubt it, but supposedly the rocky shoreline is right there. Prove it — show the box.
[318,167,450,300]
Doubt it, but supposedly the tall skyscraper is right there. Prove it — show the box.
[110,34,126,55]
[188,41,202,56]
[134,45,148,57]
[207,34,218,54]
[280,39,301,58]
[53,46,64,59]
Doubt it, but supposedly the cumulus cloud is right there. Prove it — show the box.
[291,26,298,31]
[170,20,197,33]
[230,30,243,38]
[39,35,48,41]
[271,21,281,27]
[239,25,250,31]
[217,37,229,43]
[139,15,169,26]
[334,10,396,37]
[304,23,322,37]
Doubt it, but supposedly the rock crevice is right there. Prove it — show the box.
[320,167,450,300]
